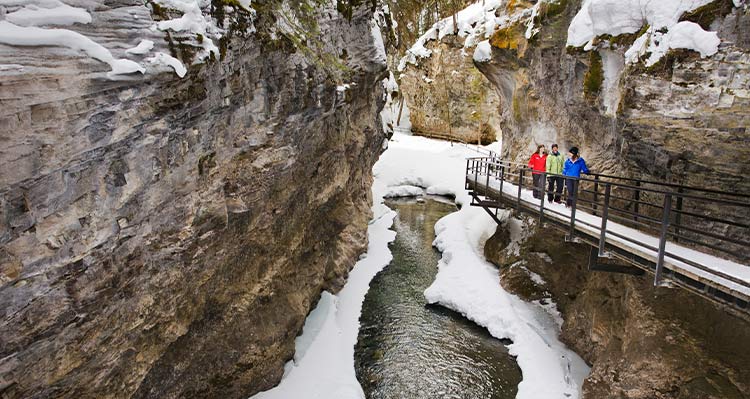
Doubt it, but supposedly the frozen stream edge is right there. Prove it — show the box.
[251,133,589,399]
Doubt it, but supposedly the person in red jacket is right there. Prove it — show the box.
[527,144,547,199]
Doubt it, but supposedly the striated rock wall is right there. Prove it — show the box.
[475,0,750,193]
[399,35,501,144]
[383,0,501,143]
[484,219,750,399]
[0,1,387,398]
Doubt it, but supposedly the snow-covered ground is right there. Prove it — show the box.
[252,133,589,399]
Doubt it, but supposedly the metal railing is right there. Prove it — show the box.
[465,157,750,290]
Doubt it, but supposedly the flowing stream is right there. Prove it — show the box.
[355,197,522,399]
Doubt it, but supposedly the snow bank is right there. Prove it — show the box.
[383,185,424,198]
[254,133,588,398]
[425,209,589,398]
[377,134,590,399]
[568,0,730,66]
[251,154,399,399]
[0,21,145,76]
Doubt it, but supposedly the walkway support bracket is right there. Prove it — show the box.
[588,248,645,275]
[565,178,579,243]
[598,184,612,257]
[654,194,673,286]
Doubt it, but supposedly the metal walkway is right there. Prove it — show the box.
[466,157,750,318]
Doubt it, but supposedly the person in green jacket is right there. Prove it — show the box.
[546,143,565,203]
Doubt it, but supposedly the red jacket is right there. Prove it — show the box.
[528,153,547,174]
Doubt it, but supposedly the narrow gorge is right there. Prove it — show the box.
[1,0,749,399]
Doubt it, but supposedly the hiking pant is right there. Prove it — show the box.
[532,173,545,199]
[547,176,564,202]
[565,178,578,207]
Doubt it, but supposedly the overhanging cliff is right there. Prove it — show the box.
[0,1,387,397]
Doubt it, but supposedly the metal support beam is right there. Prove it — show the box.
[517,167,524,212]
[566,178,579,242]
[593,175,600,216]
[598,183,611,256]
[539,172,546,224]
[588,248,645,275]
[654,194,673,286]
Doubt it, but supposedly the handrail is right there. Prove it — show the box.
[465,156,750,199]
[465,156,750,275]
[469,158,750,206]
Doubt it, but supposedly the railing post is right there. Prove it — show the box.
[674,187,683,243]
[466,158,470,190]
[567,178,579,241]
[485,160,491,194]
[654,193,673,286]
[539,172,546,224]
[499,162,505,194]
[517,167,524,212]
[472,159,479,192]
[598,184,612,256]
[633,180,641,222]
[593,175,600,216]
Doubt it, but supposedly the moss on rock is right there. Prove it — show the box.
[583,50,603,99]
[489,21,527,57]
[680,0,735,30]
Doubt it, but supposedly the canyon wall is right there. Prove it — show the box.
[382,0,500,142]
[0,1,387,398]
[475,0,750,191]
[399,35,501,144]
[485,218,750,399]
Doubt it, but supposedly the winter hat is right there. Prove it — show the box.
[569,147,579,156]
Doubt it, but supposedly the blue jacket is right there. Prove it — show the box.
[562,157,589,177]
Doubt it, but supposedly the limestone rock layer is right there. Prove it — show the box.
[0,1,387,398]
[485,221,750,399]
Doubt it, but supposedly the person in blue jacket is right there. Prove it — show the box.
[562,146,590,207]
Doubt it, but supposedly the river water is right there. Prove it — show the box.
[355,197,522,399]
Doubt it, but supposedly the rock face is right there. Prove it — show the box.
[475,0,750,193]
[383,0,500,143]
[485,218,750,399]
[399,35,501,144]
[0,1,387,398]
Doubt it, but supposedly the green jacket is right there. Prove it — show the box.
[546,152,564,175]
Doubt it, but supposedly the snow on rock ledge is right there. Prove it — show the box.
[0,21,145,76]
[0,0,255,78]
[473,40,492,63]
[567,0,730,66]
[147,52,187,78]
